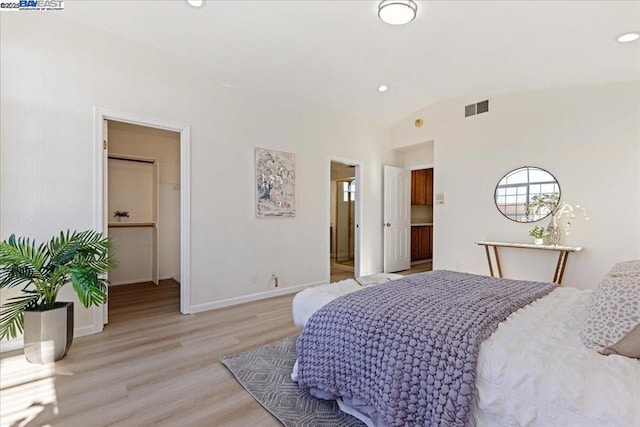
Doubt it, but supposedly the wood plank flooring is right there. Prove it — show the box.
[1,281,300,427]
[1,269,434,427]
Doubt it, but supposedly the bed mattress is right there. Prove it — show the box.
[292,282,640,426]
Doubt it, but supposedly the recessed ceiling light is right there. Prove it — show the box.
[187,0,204,8]
[378,84,389,93]
[221,82,235,89]
[617,32,640,43]
[378,0,418,26]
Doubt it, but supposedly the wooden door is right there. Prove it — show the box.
[411,169,427,205]
[411,227,420,261]
[426,168,434,205]
[425,225,433,259]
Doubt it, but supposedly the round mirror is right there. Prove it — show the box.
[494,166,560,222]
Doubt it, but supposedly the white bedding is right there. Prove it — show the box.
[293,283,640,426]
[292,274,403,328]
[474,286,640,426]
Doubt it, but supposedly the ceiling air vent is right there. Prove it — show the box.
[477,99,489,114]
[465,99,490,117]
[465,104,476,117]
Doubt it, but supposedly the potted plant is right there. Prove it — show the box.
[526,194,589,245]
[529,226,548,245]
[113,210,130,222]
[0,230,114,364]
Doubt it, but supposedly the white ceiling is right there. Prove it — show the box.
[61,1,640,125]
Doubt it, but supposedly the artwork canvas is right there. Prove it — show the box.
[255,148,295,217]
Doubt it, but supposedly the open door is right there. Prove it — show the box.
[383,165,411,272]
[102,119,109,324]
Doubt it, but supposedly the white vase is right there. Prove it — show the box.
[546,215,562,245]
[534,238,544,245]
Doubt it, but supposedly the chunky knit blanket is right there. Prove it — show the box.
[296,270,555,426]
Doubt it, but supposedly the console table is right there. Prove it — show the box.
[475,241,583,285]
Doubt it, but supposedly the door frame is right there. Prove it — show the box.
[328,156,362,279]
[93,107,191,325]
[408,162,434,171]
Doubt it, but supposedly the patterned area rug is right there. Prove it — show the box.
[221,336,366,427]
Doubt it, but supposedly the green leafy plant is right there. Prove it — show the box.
[113,211,130,218]
[526,193,589,234]
[528,226,548,239]
[0,230,115,340]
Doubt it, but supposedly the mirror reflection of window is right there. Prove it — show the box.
[494,166,560,222]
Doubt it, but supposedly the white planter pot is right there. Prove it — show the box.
[24,302,74,364]
[534,238,544,245]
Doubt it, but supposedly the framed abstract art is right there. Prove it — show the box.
[255,148,295,217]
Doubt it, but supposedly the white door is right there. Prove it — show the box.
[383,165,411,272]
[102,119,109,324]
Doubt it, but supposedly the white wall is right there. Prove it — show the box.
[391,81,640,289]
[0,13,400,347]
[402,141,434,168]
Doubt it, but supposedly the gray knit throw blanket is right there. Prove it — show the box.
[296,270,555,426]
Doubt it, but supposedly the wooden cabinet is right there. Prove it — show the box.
[411,225,433,261]
[411,169,433,205]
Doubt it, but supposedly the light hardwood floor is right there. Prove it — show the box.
[1,281,299,427]
[330,258,432,283]
[1,269,435,426]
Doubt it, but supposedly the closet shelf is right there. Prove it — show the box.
[108,222,156,228]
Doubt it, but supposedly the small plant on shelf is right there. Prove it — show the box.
[113,211,130,222]
[529,226,548,245]
[528,226,548,238]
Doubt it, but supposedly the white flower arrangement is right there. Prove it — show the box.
[527,193,589,235]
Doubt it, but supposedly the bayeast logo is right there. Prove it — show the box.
[0,0,64,11]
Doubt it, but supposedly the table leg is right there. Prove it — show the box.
[484,245,494,277]
[553,252,563,283]
[553,251,571,285]
[493,246,503,278]
[557,252,570,285]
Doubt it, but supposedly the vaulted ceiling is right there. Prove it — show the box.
[62,1,640,125]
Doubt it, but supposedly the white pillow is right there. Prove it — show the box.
[581,262,640,359]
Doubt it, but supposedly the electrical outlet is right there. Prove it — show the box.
[271,271,279,288]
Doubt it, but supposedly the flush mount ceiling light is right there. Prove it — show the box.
[378,84,389,93]
[616,32,640,43]
[378,0,418,26]
[187,0,204,8]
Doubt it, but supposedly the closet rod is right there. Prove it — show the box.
[108,155,154,164]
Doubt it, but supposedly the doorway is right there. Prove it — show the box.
[94,107,191,330]
[106,121,181,321]
[330,159,361,282]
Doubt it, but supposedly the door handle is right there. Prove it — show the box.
[383,223,391,227]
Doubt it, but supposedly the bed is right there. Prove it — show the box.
[292,268,640,426]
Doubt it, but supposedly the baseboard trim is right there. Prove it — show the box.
[109,278,153,286]
[109,276,179,286]
[190,280,326,314]
[0,323,105,353]
[0,337,24,353]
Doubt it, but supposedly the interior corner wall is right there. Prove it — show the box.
[0,13,400,345]
[391,81,640,289]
